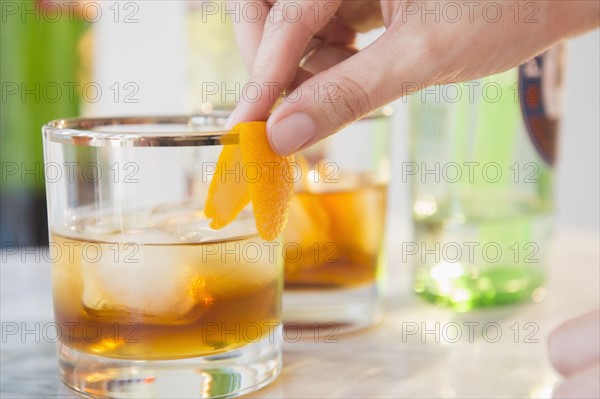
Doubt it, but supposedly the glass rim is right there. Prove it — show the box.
[43,112,232,148]
[42,108,392,148]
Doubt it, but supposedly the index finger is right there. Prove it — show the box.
[232,0,343,123]
[231,0,270,71]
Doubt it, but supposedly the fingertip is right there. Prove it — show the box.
[548,310,600,377]
[552,363,600,399]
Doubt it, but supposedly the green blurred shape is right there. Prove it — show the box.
[1,0,87,192]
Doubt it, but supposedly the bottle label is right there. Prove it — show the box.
[518,45,564,165]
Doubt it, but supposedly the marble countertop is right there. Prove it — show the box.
[1,227,598,398]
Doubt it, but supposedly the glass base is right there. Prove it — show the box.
[414,264,546,312]
[57,334,281,399]
[283,283,383,335]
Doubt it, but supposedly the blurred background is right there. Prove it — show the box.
[1,1,598,246]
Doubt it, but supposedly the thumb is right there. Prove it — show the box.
[266,30,423,155]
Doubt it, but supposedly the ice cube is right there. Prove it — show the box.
[81,231,200,324]
[149,203,257,243]
[149,202,198,228]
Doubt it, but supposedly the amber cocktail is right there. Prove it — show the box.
[43,115,282,399]
[282,111,390,333]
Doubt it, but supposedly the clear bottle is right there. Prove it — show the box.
[408,45,563,311]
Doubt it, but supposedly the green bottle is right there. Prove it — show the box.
[1,0,89,246]
[408,46,563,311]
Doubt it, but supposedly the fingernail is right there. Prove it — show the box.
[269,113,316,155]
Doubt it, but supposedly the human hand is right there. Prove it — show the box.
[228,0,599,155]
[548,309,600,398]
